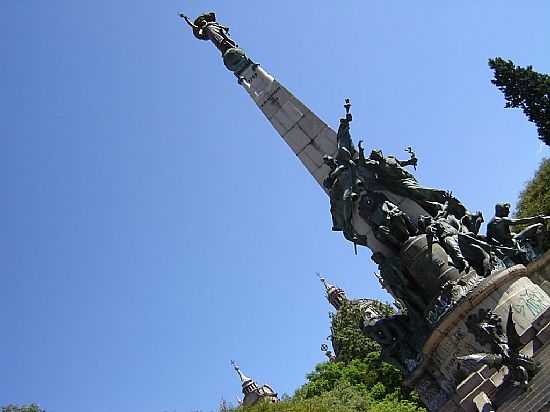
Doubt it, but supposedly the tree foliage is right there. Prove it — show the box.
[237,382,424,412]
[489,57,550,145]
[294,354,404,401]
[330,301,386,363]
[516,158,550,250]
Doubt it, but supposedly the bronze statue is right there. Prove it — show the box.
[487,202,549,263]
[180,12,250,73]
[323,102,371,249]
[362,149,466,217]
[336,99,356,157]
[371,252,429,316]
[460,211,484,235]
[323,155,346,231]
[457,307,540,389]
[420,213,470,273]
[180,12,237,55]
[359,190,417,251]
[323,152,362,246]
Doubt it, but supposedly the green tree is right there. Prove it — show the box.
[489,57,550,145]
[234,375,425,412]
[330,300,393,363]
[516,158,550,250]
[294,354,404,401]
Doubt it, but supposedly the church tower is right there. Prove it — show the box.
[318,273,347,310]
[231,360,278,407]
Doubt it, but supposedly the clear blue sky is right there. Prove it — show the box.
[2,1,549,411]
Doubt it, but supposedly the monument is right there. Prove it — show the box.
[182,12,550,411]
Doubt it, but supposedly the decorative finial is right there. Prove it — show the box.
[342,98,352,123]
[316,272,331,293]
[231,360,251,384]
[344,98,352,114]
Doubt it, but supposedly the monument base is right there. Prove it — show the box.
[404,264,550,411]
[528,250,550,296]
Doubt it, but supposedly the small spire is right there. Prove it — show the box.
[316,273,346,310]
[317,272,334,294]
[231,360,250,383]
[231,360,258,395]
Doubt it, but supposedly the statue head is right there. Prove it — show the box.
[369,149,384,162]
[495,203,511,218]
[461,211,484,234]
[194,11,216,27]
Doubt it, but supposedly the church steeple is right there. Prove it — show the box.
[230,360,278,406]
[317,273,347,310]
[231,360,258,395]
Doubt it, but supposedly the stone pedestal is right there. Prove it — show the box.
[528,251,550,296]
[405,264,550,411]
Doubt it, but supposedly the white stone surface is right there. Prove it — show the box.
[493,277,550,334]
[283,125,311,154]
[240,74,335,184]
[298,110,328,140]
[314,126,338,157]
[473,392,495,412]
[240,65,275,106]
[275,100,303,133]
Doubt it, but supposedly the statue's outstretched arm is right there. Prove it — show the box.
[398,147,418,169]
[509,215,546,226]
[180,14,209,40]
[180,14,197,29]
[397,158,418,167]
